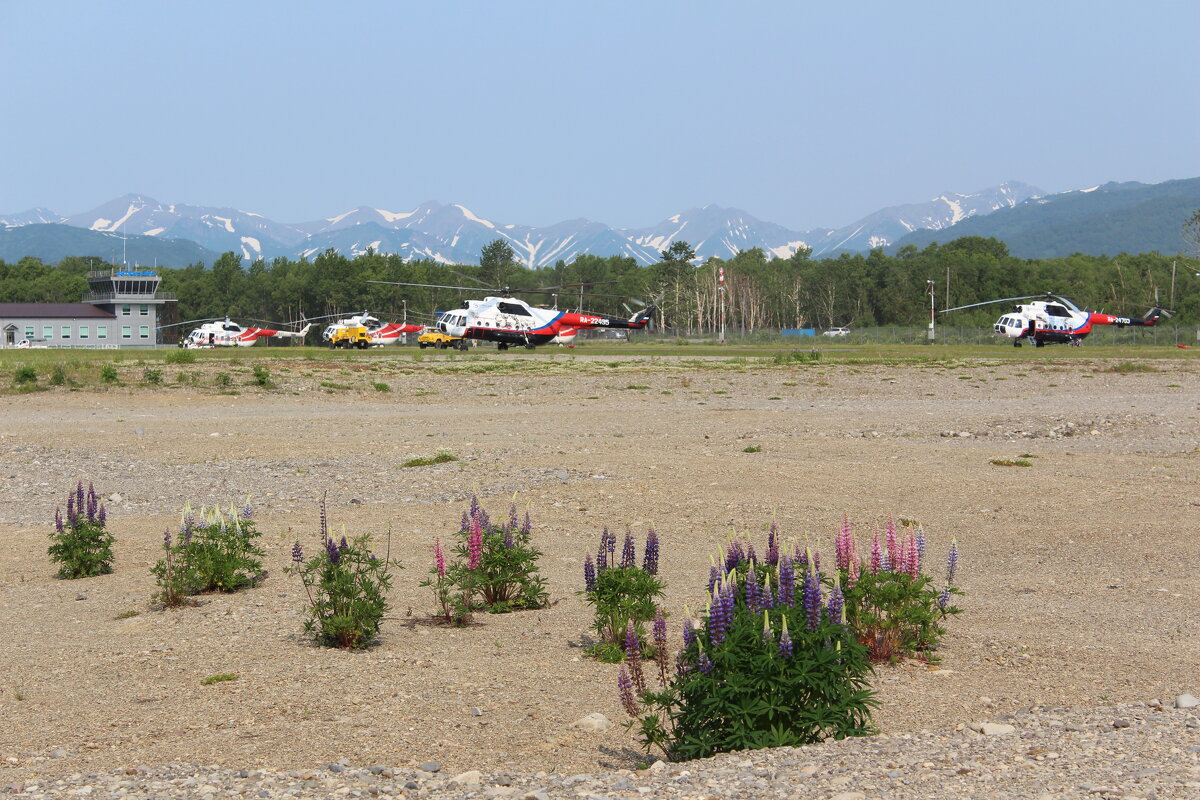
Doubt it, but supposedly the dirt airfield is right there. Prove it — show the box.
[1,350,1197,780]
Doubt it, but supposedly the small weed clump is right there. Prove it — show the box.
[152,501,265,606]
[201,673,238,685]
[990,458,1033,467]
[13,365,37,386]
[143,367,164,385]
[165,349,196,364]
[581,528,664,662]
[402,450,458,468]
[373,382,391,392]
[49,482,113,578]
[771,350,821,365]
[251,365,273,388]
[288,497,396,648]
[99,364,119,384]
[214,372,232,388]
[422,497,549,625]
[743,445,762,453]
[50,366,67,386]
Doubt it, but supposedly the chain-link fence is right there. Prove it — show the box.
[639,325,1200,347]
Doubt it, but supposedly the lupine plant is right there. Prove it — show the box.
[151,500,266,606]
[49,482,113,578]
[580,527,665,662]
[287,497,397,649]
[619,530,876,760]
[420,496,549,625]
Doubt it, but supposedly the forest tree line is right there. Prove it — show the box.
[1,235,1197,335]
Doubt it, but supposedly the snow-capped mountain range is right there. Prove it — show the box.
[1,182,1042,267]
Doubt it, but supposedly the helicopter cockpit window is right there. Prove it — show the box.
[1045,305,1070,317]
[497,302,532,316]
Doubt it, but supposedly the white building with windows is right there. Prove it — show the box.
[0,269,175,348]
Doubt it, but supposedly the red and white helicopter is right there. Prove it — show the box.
[368,281,655,350]
[318,311,424,347]
[179,318,312,348]
[942,293,1167,347]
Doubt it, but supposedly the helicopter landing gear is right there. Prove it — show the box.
[497,343,509,351]
[1034,338,1045,347]
[1013,340,1022,347]
[456,340,470,351]
[524,344,536,350]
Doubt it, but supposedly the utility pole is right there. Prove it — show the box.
[402,299,408,345]
[718,266,726,344]
[927,280,936,342]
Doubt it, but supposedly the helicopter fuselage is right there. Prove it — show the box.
[436,296,652,349]
[993,302,1162,347]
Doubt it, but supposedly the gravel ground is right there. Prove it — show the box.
[1,352,1198,795]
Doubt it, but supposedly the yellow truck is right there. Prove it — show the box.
[417,330,465,350]
[328,326,372,349]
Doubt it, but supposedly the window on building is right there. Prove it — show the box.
[122,305,131,316]
[139,326,149,339]
[140,305,148,316]
[98,326,108,339]
[80,326,90,339]
[61,326,72,339]
[43,325,53,339]
[24,326,34,339]
[122,326,131,339]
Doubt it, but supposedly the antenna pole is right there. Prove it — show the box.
[927,280,936,343]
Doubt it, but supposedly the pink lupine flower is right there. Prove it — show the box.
[848,552,861,588]
[884,518,897,572]
[434,537,446,578]
[869,529,882,575]
[836,513,852,570]
[467,517,483,571]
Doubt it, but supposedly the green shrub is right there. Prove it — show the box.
[99,364,119,384]
[151,501,265,606]
[200,673,238,685]
[373,382,390,393]
[288,499,397,648]
[251,365,273,388]
[420,497,549,625]
[165,349,196,364]
[49,482,114,578]
[401,450,458,468]
[49,366,67,386]
[13,365,37,385]
[581,529,664,661]
[143,367,163,385]
[214,372,232,387]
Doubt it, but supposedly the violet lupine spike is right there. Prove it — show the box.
[325,537,341,565]
[642,528,659,576]
[707,585,733,646]
[86,483,96,522]
[503,525,514,549]
[763,572,775,610]
[163,529,172,548]
[291,541,304,564]
[66,493,76,526]
[915,526,927,572]
[508,503,519,532]
[521,511,532,537]
[435,538,446,578]
[596,528,610,572]
[707,565,721,595]
[682,618,696,651]
[724,540,744,572]
[778,627,794,659]
[55,508,63,534]
[97,504,106,527]
[826,580,845,625]
[869,530,883,575]
[620,529,636,569]
[698,650,714,676]
[767,522,780,567]
[583,554,596,592]
[803,569,823,631]
[460,510,470,533]
[746,542,758,565]
[653,609,670,679]
[946,538,959,586]
[76,482,85,519]
[938,587,951,611]
[777,556,795,608]
[469,494,480,523]
[624,621,646,694]
[812,550,821,575]
[617,667,638,717]
[240,502,253,521]
[745,565,761,612]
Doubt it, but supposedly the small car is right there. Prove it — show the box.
[822,327,851,337]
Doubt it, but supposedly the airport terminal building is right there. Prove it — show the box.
[0,269,175,348]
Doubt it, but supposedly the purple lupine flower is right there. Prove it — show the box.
[469,494,480,524]
[291,541,304,564]
[163,528,172,548]
[86,482,97,522]
[467,517,483,571]
[653,609,670,679]
[826,579,845,625]
[698,650,714,676]
[802,569,822,631]
[325,537,341,565]
[724,540,744,572]
[682,617,696,651]
[435,538,446,578]
[762,571,775,610]
[707,584,733,645]
[97,503,106,528]
[460,510,470,533]
[777,556,796,608]
[766,522,780,567]
[915,526,927,572]
[778,626,794,659]
[617,667,638,717]
[946,538,959,586]
[642,528,659,575]
[938,587,951,611]
[869,530,882,575]
[744,565,762,612]
[319,497,328,542]
[508,502,519,532]
[707,564,721,595]
[620,529,636,568]
[240,502,253,521]
[812,549,821,575]
[760,610,773,646]
[745,542,758,565]
[55,508,64,534]
[521,511,532,538]
[624,621,646,694]
[583,554,596,592]
[75,482,85,520]
[66,493,76,526]
[503,524,514,549]
[596,528,610,572]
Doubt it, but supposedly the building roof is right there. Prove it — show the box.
[0,303,117,319]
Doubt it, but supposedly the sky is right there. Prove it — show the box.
[2,1,1198,232]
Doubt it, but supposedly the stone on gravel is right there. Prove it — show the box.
[417,761,442,773]
[1175,694,1199,708]
[450,770,483,785]
[571,713,611,732]
[969,722,1016,735]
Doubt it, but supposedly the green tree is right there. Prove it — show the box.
[480,238,517,289]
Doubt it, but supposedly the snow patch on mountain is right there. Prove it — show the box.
[455,204,494,229]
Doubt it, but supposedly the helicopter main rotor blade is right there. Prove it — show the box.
[939,295,1051,314]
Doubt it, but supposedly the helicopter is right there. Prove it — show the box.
[941,293,1167,347]
[318,311,424,347]
[367,280,655,350]
[177,318,312,348]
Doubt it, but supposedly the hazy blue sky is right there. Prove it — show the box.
[2,1,1197,230]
